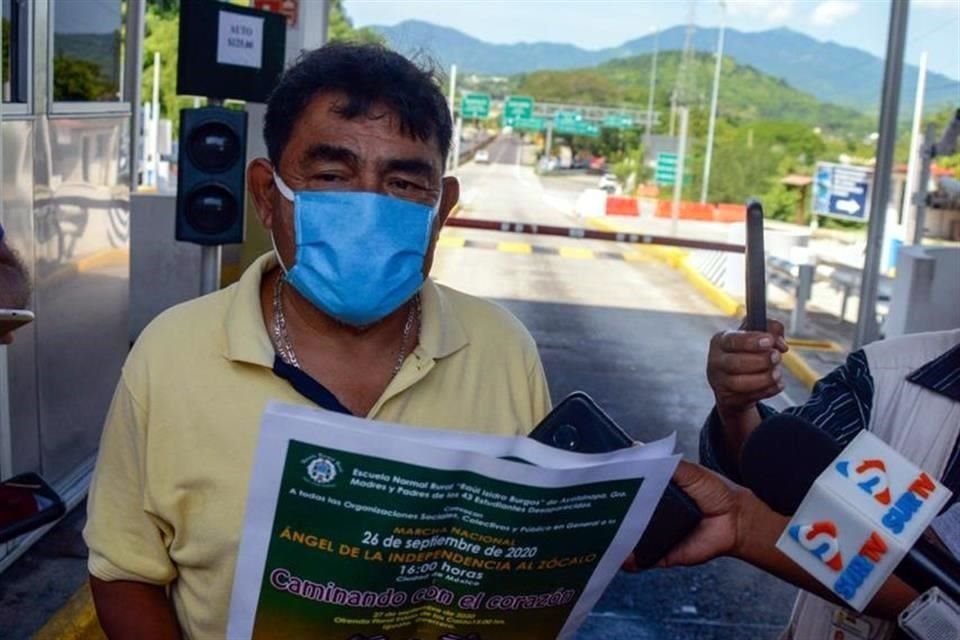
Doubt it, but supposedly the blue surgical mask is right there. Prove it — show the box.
[272,173,438,327]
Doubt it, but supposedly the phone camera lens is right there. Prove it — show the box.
[552,424,580,450]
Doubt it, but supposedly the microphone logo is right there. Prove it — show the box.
[835,459,892,505]
[788,521,844,571]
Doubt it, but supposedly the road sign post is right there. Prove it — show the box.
[460,93,491,119]
[671,106,689,237]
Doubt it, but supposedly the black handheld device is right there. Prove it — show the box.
[529,392,702,568]
[745,199,768,331]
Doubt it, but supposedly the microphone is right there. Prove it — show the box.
[739,414,960,607]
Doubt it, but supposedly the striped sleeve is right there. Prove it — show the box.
[700,349,874,482]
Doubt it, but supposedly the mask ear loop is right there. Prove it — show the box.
[271,171,295,274]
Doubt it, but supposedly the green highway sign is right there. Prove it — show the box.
[574,121,600,137]
[511,116,546,132]
[655,152,679,185]
[460,93,491,118]
[603,114,634,129]
[553,111,585,135]
[504,96,534,121]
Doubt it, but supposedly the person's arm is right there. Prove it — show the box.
[703,325,874,479]
[90,577,181,640]
[704,321,788,469]
[84,367,180,635]
[654,461,917,619]
[0,237,30,310]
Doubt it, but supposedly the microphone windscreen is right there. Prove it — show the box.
[740,414,843,516]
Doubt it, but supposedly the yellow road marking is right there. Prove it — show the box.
[438,236,466,248]
[558,247,594,260]
[497,242,532,254]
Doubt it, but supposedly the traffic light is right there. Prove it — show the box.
[176,106,248,245]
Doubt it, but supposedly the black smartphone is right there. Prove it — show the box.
[529,392,702,568]
[0,473,66,543]
[745,199,768,332]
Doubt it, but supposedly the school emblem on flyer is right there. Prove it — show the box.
[303,452,340,486]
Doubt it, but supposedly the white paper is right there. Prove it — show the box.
[216,10,264,69]
[227,402,679,639]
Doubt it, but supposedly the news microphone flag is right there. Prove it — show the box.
[777,431,952,611]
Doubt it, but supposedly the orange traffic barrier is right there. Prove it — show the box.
[653,200,746,223]
[605,195,640,216]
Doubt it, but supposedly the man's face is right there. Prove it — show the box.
[249,91,459,278]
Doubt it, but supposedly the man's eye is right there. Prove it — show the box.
[391,179,423,191]
[314,174,344,183]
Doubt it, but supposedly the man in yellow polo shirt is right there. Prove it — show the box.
[83,43,551,639]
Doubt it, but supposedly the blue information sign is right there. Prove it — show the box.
[813,162,872,222]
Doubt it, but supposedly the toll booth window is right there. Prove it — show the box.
[2,0,28,103]
[52,0,123,102]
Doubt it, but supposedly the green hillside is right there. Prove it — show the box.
[513,51,872,135]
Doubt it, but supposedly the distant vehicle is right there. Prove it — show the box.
[588,156,607,174]
[598,173,620,193]
[474,149,490,164]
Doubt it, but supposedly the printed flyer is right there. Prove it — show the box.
[227,402,679,640]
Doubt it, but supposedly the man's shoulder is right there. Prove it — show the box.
[863,329,960,373]
[434,282,538,355]
[127,284,238,367]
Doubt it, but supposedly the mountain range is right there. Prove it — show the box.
[375,20,960,114]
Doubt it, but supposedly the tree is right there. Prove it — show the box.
[53,55,114,101]
[328,0,383,44]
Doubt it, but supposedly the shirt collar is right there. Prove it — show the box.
[907,342,960,402]
[222,253,469,367]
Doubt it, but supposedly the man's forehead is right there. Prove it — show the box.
[291,91,440,160]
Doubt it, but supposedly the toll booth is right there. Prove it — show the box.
[0,0,144,570]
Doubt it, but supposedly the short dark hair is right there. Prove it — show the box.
[264,42,453,167]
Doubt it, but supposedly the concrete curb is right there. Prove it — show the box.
[585,217,819,391]
[33,583,103,640]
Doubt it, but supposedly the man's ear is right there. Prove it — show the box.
[247,158,278,229]
[437,176,460,227]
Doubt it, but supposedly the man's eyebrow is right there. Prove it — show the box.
[302,143,360,167]
[381,157,436,179]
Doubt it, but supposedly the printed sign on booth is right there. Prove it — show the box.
[217,10,265,70]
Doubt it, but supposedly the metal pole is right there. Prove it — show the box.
[792,264,815,335]
[545,122,554,160]
[150,51,161,189]
[700,1,726,204]
[123,0,145,191]
[853,0,909,350]
[671,106,689,237]
[912,124,934,245]
[200,246,223,296]
[448,64,457,119]
[451,117,462,172]
[645,27,659,146]
[903,51,928,240]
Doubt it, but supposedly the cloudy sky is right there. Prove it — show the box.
[346,0,960,83]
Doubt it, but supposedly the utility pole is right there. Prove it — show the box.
[645,26,659,146]
[853,0,909,350]
[700,1,726,204]
[903,51,927,243]
[671,107,689,237]
[447,64,460,173]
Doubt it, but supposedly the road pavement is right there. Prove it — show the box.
[438,135,799,639]
[0,134,803,640]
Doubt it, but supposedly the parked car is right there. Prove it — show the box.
[474,149,490,164]
[598,173,621,193]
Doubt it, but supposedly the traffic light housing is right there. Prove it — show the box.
[176,106,248,245]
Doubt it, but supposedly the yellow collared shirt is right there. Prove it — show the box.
[83,254,551,639]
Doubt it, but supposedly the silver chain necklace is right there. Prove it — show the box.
[271,276,420,377]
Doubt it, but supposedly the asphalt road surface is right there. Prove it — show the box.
[0,134,801,640]
[437,134,799,640]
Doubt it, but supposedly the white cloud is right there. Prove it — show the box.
[811,0,861,25]
[914,0,960,9]
[726,0,795,23]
